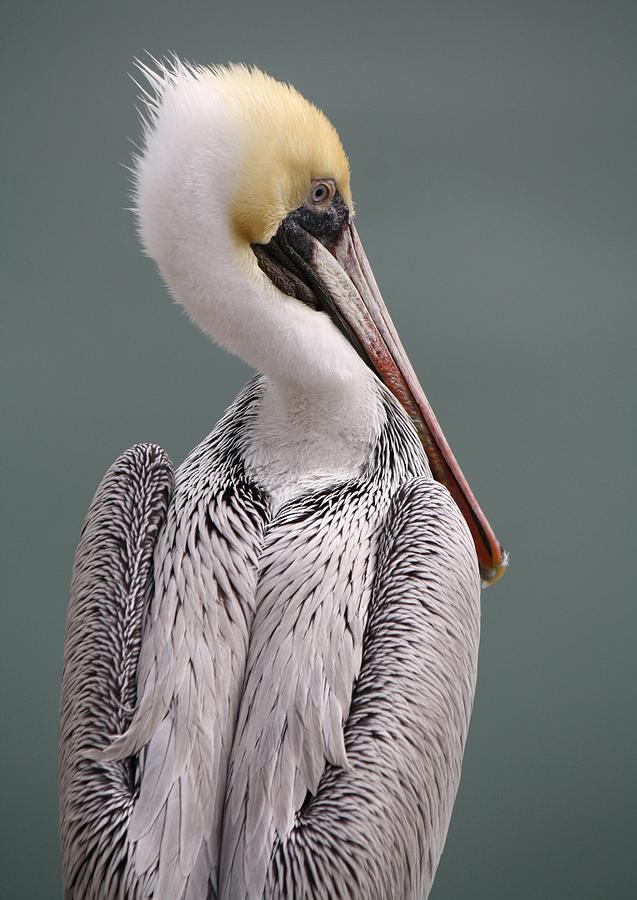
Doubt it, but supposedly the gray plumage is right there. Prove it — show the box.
[59,443,173,898]
[60,376,480,900]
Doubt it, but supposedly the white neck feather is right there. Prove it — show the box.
[135,70,384,503]
[245,369,383,511]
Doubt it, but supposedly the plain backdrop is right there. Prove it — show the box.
[2,1,636,897]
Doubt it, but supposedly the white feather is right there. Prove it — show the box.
[134,60,384,503]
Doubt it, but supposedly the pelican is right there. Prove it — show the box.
[59,59,506,900]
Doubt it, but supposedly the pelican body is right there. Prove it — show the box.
[59,61,506,900]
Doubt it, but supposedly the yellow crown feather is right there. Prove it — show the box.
[204,65,352,245]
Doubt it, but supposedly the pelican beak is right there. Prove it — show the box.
[252,209,507,586]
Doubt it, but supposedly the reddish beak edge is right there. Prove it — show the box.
[330,223,507,586]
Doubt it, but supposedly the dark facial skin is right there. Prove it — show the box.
[250,190,370,363]
[251,189,349,306]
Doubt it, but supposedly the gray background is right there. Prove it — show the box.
[2,1,635,897]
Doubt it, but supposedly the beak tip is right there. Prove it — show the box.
[481,549,509,588]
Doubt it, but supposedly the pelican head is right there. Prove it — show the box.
[134,58,506,584]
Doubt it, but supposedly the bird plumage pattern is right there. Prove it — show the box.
[59,56,495,900]
[61,378,479,899]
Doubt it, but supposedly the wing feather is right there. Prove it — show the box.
[59,442,173,899]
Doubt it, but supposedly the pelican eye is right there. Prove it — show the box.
[309,178,336,206]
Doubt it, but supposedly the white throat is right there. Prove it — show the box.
[245,369,384,511]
